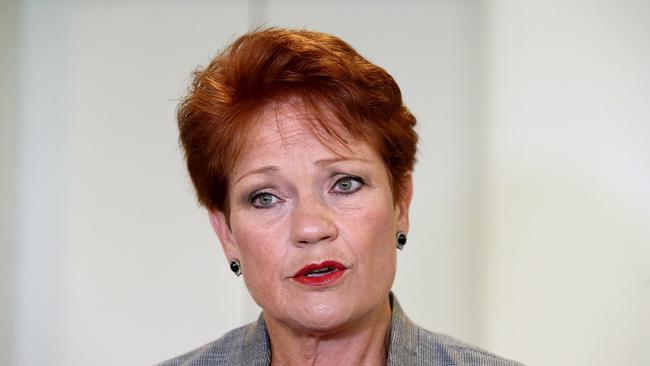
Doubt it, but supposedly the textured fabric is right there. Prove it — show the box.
[157,294,523,366]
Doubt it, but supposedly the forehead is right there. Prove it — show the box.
[250,105,321,147]
[237,103,371,164]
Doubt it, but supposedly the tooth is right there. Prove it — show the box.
[305,267,335,277]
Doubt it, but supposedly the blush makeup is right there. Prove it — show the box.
[292,260,347,287]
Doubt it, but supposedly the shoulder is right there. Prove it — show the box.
[155,316,270,366]
[388,294,524,366]
[415,327,524,366]
[154,324,249,366]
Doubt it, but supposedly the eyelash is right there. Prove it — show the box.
[330,175,364,195]
[249,191,280,209]
[248,176,365,209]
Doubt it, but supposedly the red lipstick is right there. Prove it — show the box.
[292,260,347,287]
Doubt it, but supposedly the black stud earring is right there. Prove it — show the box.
[230,259,242,277]
[396,231,407,250]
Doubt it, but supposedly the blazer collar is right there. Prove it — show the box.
[387,292,420,365]
[240,314,271,366]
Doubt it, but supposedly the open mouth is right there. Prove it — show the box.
[304,266,337,277]
[292,260,347,286]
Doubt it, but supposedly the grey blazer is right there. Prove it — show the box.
[157,294,523,366]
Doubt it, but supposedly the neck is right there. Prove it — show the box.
[265,297,392,366]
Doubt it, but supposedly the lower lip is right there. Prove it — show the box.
[292,269,346,287]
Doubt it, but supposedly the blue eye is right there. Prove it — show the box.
[331,176,363,194]
[250,192,279,208]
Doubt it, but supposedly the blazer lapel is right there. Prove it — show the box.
[240,314,271,366]
[387,293,420,365]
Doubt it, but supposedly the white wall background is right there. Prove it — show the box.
[1,0,648,365]
[1,1,20,365]
[480,1,650,364]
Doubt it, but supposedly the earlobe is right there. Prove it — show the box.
[208,210,239,259]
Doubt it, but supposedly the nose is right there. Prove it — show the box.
[290,195,338,245]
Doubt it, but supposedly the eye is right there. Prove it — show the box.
[331,176,363,194]
[250,192,280,208]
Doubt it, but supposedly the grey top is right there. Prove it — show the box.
[157,294,523,366]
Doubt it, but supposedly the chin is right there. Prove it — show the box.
[292,306,353,334]
[293,292,373,334]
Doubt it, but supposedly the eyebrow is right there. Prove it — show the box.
[234,166,280,185]
[313,157,372,165]
[233,156,372,185]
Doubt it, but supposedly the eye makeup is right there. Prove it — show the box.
[329,175,365,195]
[248,190,283,209]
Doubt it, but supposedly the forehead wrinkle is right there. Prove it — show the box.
[251,105,329,150]
[270,98,356,143]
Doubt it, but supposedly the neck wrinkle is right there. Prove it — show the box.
[266,296,392,366]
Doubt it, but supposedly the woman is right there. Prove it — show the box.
[160,28,521,366]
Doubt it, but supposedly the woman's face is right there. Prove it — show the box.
[210,104,411,334]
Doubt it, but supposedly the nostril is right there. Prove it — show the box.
[299,233,333,244]
[292,220,337,245]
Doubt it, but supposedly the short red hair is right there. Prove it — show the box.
[177,28,417,214]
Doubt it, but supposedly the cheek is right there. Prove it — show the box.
[231,222,288,305]
[230,209,285,270]
[345,196,398,285]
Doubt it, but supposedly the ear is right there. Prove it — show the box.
[208,210,240,262]
[396,175,413,233]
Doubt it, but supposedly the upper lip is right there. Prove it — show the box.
[292,260,346,277]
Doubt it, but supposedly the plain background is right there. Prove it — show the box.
[1,0,649,365]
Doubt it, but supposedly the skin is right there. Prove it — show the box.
[209,103,413,366]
